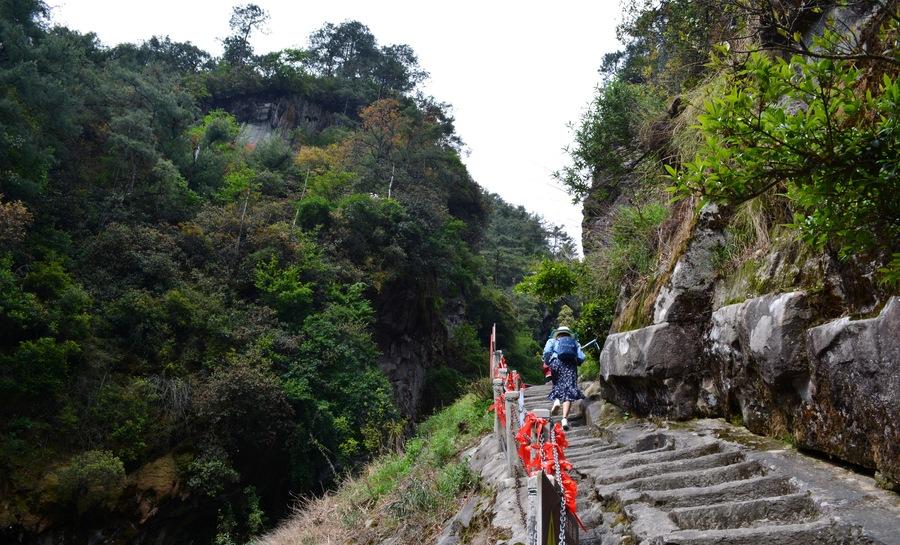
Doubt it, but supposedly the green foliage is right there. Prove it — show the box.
[187,449,240,497]
[355,393,489,505]
[879,254,900,290]
[50,450,125,514]
[575,297,617,345]
[217,166,260,203]
[87,378,157,463]
[578,355,600,382]
[294,195,333,230]
[515,259,580,303]
[672,48,900,267]
[195,364,294,460]
[556,78,664,200]
[254,255,314,323]
[556,304,575,327]
[506,331,543,384]
[605,0,734,90]
[479,193,562,285]
[306,21,427,94]
[0,3,560,541]
[190,110,241,147]
[445,323,483,375]
[577,201,667,342]
[607,204,668,280]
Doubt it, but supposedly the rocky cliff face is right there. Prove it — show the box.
[217,95,336,145]
[594,199,899,487]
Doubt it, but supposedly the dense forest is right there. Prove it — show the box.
[0,2,572,543]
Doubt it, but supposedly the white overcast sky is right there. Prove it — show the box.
[50,1,622,253]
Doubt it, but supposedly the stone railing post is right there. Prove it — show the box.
[504,389,520,476]
[492,378,505,444]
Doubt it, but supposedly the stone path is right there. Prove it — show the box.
[518,383,900,545]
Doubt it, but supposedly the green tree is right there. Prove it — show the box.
[671,49,900,263]
[223,4,269,66]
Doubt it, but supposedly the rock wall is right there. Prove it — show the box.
[215,95,335,145]
[596,203,900,485]
[799,298,900,486]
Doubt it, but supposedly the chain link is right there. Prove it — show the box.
[514,468,526,527]
[551,425,568,545]
[508,391,527,529]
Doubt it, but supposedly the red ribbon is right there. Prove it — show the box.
[488,392,507,427]
[515,416,585,529]
[505,370,521,392]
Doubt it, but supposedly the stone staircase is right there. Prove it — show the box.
[518,383,899,545]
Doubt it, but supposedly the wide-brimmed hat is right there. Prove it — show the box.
[554,326,573,337]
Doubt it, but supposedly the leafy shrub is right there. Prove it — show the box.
[188,449,240,497]
[254,170,286,196]
[190,110,240,147]
[194,363,294,459]
[87,378,157,463]
[251,137,294,174]
[672,47,900,268]
[575,297,617,345]
[254,256,314,323]
[294,195,333,230]
[51,450,125,513]
[514,259,580,303]
[556,78,664,199]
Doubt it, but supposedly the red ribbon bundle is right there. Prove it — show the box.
[515,414,585,528]
[505,370,520,392]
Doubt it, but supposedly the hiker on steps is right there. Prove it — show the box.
[543,326,585,431]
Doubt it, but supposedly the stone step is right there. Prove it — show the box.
[616,475,797,508]
[559,428,594,440]
[570,442,675,465]
[596,460,765,498]
[567,445,634,461]
[565,441,622,456]
[645,518,873,545]
[593,451,746,485]
[616,442,722,469]
[667,493,819,531]
[569,442,717,470]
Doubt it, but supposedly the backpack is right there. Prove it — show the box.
[555,336,579,364]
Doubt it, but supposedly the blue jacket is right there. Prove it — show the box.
[542,337,585,368]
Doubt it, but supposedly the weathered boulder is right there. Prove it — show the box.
[703,291,815,434]
[740,292,814,383]
[599,321,704,418]
[796,297,900,487]
[653,204,726,324]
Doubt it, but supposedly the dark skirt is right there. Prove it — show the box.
[547,361,584,402]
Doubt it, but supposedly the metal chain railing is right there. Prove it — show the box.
[551,424,568,545]
[508,391,529,527]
